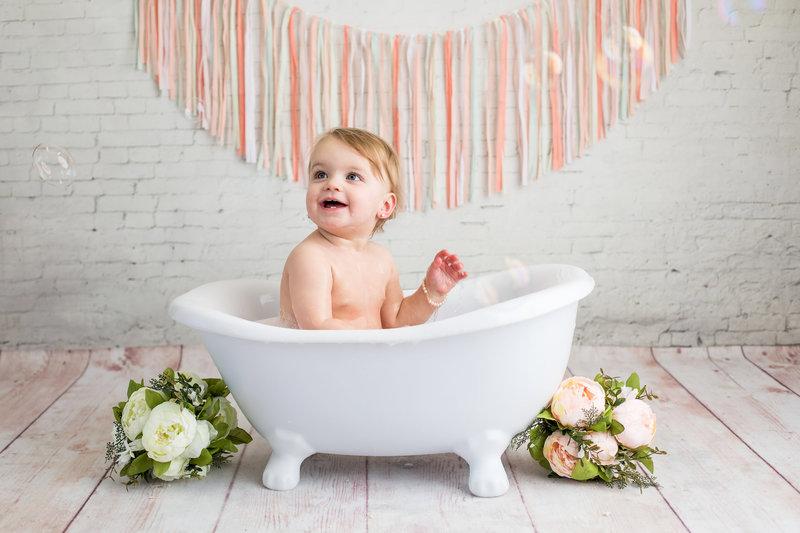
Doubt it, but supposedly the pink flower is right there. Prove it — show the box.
[550,376,606,428]
[612,398,656,449]
[586,431,618,465]
[542,431,579,478]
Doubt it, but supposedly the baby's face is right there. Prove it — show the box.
[306,137,397,239]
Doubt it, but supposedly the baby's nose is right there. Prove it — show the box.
[325,175,344,190]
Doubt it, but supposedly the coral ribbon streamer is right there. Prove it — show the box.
[135,0,688,208]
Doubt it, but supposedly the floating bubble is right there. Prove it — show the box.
[602,26,650,65]
[598,26,653,88]
[475,278,500,307]
[524,49,563,89]
[717,0,765,26]
[504,257,530,288]
[32,144,76,190]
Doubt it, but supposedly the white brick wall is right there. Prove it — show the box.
[1,0,798,349]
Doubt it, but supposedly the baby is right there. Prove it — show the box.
[279,127,467,329]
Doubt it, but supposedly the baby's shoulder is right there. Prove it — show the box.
[365,242,397,276]
[287,236,329,265]
[365,241,394,261]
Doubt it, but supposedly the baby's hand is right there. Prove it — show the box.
[425,250,468,298]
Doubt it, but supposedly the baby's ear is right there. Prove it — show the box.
[378,193,397,219]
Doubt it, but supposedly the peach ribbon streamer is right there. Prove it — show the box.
[341,26,349,127]
[134,0,688,208]
[288,7,299,181]
[444,30,453,208]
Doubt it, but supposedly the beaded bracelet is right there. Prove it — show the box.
[421,278,446,308]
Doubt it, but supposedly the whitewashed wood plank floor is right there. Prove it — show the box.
[1,345,798,532]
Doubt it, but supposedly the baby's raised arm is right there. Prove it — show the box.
[381,250,468,328]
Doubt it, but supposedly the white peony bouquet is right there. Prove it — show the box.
[512,370,665,489]
[105,368,252,484]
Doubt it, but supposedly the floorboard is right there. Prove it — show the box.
[0,347,181,532]
[0,349,89,451]
[742,346,800,395]
[366,453,533,533]
[655,346,800,492]
[647,347,800,530]
[0,345,798,532]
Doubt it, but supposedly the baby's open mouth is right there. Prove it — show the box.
[322,200,347,209]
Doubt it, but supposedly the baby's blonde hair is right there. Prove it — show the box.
[310,127,403,232]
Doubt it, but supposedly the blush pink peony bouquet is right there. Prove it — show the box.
[512,370,665,489]
[105,368,252,484]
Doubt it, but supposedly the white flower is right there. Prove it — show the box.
[121,388,160,440]
[183,420,217,459]
[157,456,190,481]
[141,402,197,463]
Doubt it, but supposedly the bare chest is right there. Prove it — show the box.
[329,256,389,317]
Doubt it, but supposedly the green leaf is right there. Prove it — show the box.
[639,456,655,473]
[536,408,556,421]
[191,448,213,466]
[633,446,652,459]
[610,419,625,436]
[153,460,171,477]
[145,389,166,409]
[210,438,238,453]
[127,380,144,399]
[597,467,612,483]
[126,453,154,477]
[587,419,608,432]
[625,373,641,391]
[205,398,221,420]
[163,367,175,380]
[528,431,548,462]
[113,405,123,423]
[228,427,253,444]
[213,422,230,439]
[206,378,229,398]
[119,462,130,478]
[571,458,599,481]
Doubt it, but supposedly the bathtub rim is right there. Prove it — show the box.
[168,263,594,345]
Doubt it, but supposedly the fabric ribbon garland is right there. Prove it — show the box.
[134,0,688,211]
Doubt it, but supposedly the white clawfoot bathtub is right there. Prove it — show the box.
[169,264,593,497]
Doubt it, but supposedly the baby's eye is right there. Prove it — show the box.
[313,171,327,180]
[346,173,362,181]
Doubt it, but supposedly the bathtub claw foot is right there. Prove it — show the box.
[262,428,314,491]
[455,430,511,498]
[465,457,510,498]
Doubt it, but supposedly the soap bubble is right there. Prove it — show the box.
[598,26,652,87]
[524,49,563,89]
[717,0,765,26]
[475,278,500,307]
[602,26,651,66]
[32,144,76,190]
[504,257,530,288]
